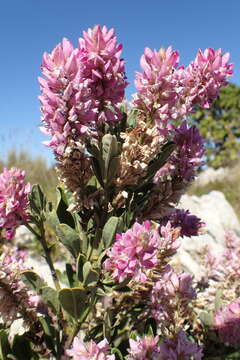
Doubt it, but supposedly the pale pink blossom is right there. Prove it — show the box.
[127,335,160,360]
[134,47,232,131]
[0,168,31,239]
[0,248,30,323]
[159,330,203,359]
[66,337,115,360]
[104,221,163,283]
[150,265,196,323]
[181,48,233,109]
[39,25,127,155]
[214,300,240,344]
[133,46,180,133]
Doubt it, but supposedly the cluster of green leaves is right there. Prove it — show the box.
[192,83,240,168]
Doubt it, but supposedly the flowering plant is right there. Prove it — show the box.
[0,25,237,360]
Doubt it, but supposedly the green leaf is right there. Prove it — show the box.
[111,348,124,360]
[91,157,104,188]
[102,216,123,249]
[199,311,214,327]
[58,287,88,319]
[38,316,57,355]
[0,330,11,359]
[66,263,78,288]
[56,186,75,228]
[76,253,87,283]
[29,184,46,215]
[126,109,139,128]
[56,224,80,258]
[101,134,119,185]
[83,262,99,287]
[214,288,223,312]
[39,286,60,313]
[12,335,33,360]
[21,270,47,292]
[145,141,176,181]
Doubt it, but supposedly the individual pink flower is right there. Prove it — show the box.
[104,221,162,283]
[39,25,127,155]
[214,300,240,345]
[127,335,160,360]
[66,337,115,360]
[0,168,31,240]
[159,330,203,360]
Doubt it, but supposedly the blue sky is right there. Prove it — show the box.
[1,0,239,164]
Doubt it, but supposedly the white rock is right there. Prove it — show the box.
[15,225,33,244]
[175,191,240,277]
[179,191,240,245]
[195,167,228,187]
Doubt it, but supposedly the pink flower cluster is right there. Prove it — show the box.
[66,337,115,360]
[39,25,127,155]
[163,209,204,237]
[180,48,233,109]
[159,330,203,359]
[134,46,232,131]
[134,46,180,134]
[0,248,29,323]
[0,168,31,239]
[171,121,205,181]
[214,300,240,345]
[154,121,204,183]
[104,221,179,283]
[127,335,160,360]
[206,231,240,281]
[126,332,203,360]
[150,265,196,323]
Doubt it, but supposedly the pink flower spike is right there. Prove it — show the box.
[0,168,31,240]
[104,221,162,283]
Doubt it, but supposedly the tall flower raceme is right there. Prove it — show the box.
[133,46,180,133]
[39,25,127,155]
[180,48,233,109]
[133,47,233,132]
[0,168,31,239]
[39,25,128,210]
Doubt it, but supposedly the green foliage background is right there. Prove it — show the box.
[192,83,240,168]
[0,149,57,201]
